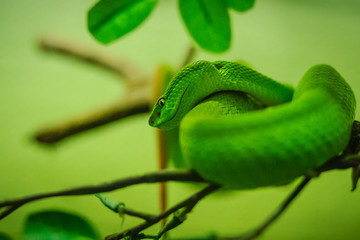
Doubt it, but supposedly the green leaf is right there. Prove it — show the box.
[226,0,255,12]
[0,232,12,240]
[179,0,231,53]
[24,210,98,240]
[88,0,158,44]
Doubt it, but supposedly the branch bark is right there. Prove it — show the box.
[0,170,205,220]
[39,36,146,82]
[105,184,221,240]
[35,36,153,144]
[35,93,151,144]
[222,177,311,240]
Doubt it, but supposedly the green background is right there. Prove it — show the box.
[1,0,360,239]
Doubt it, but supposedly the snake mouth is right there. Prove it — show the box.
[149,107,162,127]
[148,118,155,127]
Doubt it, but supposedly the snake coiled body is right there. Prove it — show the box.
[149,61,356,189]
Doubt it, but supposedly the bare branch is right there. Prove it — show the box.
[0,170,205,219]
[95,194,157,221]
[0,204,24,220]
[217,121,359,240]
[35,93,151,144]
[39,36,146,82]
[105,184,221,240]
[221,177,311,240]
[123,208,157,222]
[35,36,157,144]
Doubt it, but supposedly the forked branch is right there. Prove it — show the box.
[105,184,221,240]
[0,170,205,220]
[221,177,311,240]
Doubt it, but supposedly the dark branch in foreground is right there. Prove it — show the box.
[103,121,360,240]
[222,177,311,240]
[105,184,221,240]
[25,37,360,239]
[95,193,157,221]
[0,170,205,220]
[2,121,359,239]
[0,204,24,220]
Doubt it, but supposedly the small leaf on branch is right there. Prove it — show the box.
[226,0,255,12]
[179,0,231,53]
[95,193,123,213]
[157,209,187,238]
[88,0,158,44]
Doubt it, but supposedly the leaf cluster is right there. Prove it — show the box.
[88,0,255,52]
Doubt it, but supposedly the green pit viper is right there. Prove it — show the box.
[149,61,356,189]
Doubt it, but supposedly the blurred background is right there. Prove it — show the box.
[0,0,360,239]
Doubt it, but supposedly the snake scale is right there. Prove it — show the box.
[149,61,356,189]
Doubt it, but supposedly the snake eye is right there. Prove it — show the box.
[158,98,165,108]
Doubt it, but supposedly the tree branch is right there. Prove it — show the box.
[222,177,311,240]
[34,39,200,145]
[105,184,221,240]
[0,204,24,220]
[28,37,360,240]
[35,93,151,144]
[123,208,157,222]
[0,170,205,220]
[35,36,153,145]
[316,120,360,173]
[38,36,146,82]
[95,193,157,221]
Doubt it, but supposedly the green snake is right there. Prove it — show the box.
[149,61,356,189]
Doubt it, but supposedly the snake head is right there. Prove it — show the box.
[149,66,194,130]
[149,95,182,130]
[149,98,163,127]
[149,97,171,130]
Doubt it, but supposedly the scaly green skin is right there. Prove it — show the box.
[149,61,356,189]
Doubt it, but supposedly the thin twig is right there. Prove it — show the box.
[0,170,205,218]
[221,177,311,240]
[39,36,145,82]
[156,181,218,239]
[105,184,221,240]
[124,208,157,222]
[95,194,157,221]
